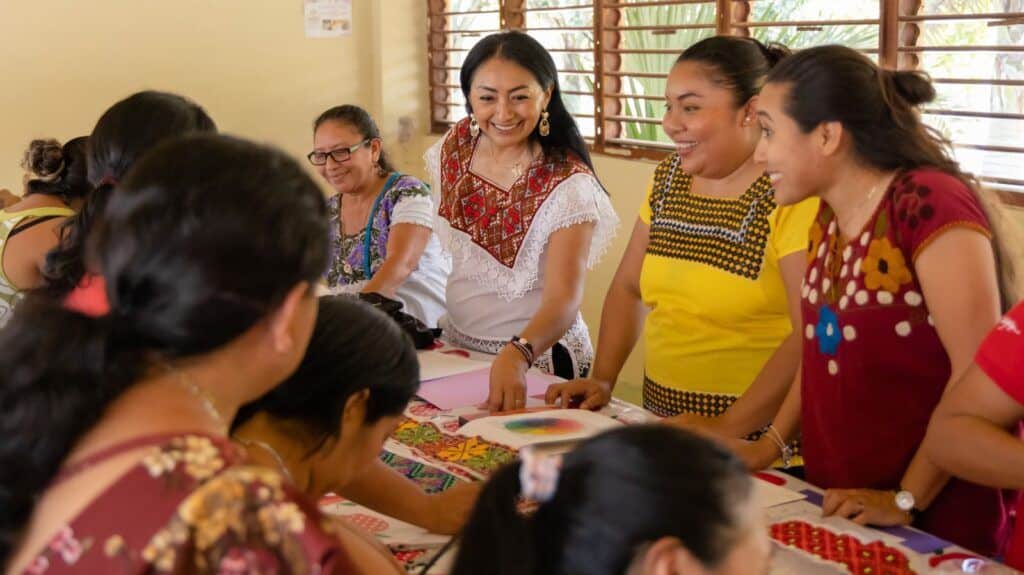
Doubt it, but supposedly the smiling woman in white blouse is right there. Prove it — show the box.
[425,31,619,412]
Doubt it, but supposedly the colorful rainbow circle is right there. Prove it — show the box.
[504,417,584,436]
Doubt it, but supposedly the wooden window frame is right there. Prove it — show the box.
[427,0,1024,204]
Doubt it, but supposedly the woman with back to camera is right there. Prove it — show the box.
[0,137,90,325]
[0,134,401,574]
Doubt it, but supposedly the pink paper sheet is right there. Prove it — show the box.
[416,368,558,410]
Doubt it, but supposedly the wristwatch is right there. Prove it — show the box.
[894,488,919,519]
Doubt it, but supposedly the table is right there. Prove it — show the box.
[319,347,1015,575]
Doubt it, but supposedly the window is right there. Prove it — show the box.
[894,0,1024,194]
[428,1,1024,194]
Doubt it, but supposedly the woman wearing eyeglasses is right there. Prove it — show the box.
[310,105,449,328]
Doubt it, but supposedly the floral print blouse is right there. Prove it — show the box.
[325,175,436,288]
[20,434,352,574]
[324,174,448,328]
[800,168,1011,556]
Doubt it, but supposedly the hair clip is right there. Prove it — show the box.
[518,446,562,503]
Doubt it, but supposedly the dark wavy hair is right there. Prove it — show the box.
[0,134,329,565]
[313,105,396,174]
[767,45,1022,311]
[460,31,599,179]
[42,91,217,298]
[678,36,790,107]
[451,425,754,575]
[20,137,92,204]
[232,295,419,455]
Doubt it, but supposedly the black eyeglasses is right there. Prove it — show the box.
[307,139,370,166]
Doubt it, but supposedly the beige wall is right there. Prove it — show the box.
[0,1,373,191]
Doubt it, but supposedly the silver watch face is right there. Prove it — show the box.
[895,490,915,511]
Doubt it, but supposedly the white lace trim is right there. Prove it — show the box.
[391,194,435,230]
[425,138,620,302]
[440,314,594,378]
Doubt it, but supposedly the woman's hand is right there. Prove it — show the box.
[822,488,913,527]
[422,481,483,535]
[488,346,529,411]
[545,378,612,410]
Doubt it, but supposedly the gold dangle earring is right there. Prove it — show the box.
[470,114,480,138]
[539,110,551,137]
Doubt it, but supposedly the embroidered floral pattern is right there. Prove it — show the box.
[815,305,842,356]
[390,419,516,478]
[325,176,431,289]
[808,221,824,264]
[862,238,913,293]
[892,173,936,231]
[25,436,341,574]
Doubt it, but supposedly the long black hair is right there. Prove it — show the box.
[313,105,396,174]
[0,134,329,565]
[678,36,790,106]
[20,137,92,204]
[42,91,217,298]
[460,31,597,176]
[232,295,419,455]
[767,45,1021,311]
[451,425,754,575]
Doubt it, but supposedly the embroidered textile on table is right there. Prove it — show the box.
[437,119,592,270]
[771,520,917,575]
[647,154,776,280]
[379,450,459,494]
[390,418,517,479]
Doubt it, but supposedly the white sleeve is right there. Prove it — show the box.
[535,172,621,270]
[391,193,435,229]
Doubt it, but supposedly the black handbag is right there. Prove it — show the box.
[357,292,441,349]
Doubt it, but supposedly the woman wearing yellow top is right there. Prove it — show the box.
[549,37,816,437]
[0,138,90,326]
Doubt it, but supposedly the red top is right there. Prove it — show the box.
[20,433,353,574]
[975,301,1024,568]
[800,168,1011,556]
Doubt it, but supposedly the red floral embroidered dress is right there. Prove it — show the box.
[18,433,353,574]
[801,168,1012,555]
[424,118,619,377]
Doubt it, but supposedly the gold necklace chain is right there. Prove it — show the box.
[839,174,890,234]
[484,137,536,180]
[238,438,295,483]
[164,363,227,433]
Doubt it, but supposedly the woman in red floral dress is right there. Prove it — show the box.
[0,135,399,574]
[734,45,1021,556]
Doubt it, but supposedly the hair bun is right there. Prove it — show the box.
[761,42,792,68]
[22,139,65,179]
[886,69,936,107]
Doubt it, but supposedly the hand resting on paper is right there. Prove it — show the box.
[488,346,529,411]
[544,377,612,410]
